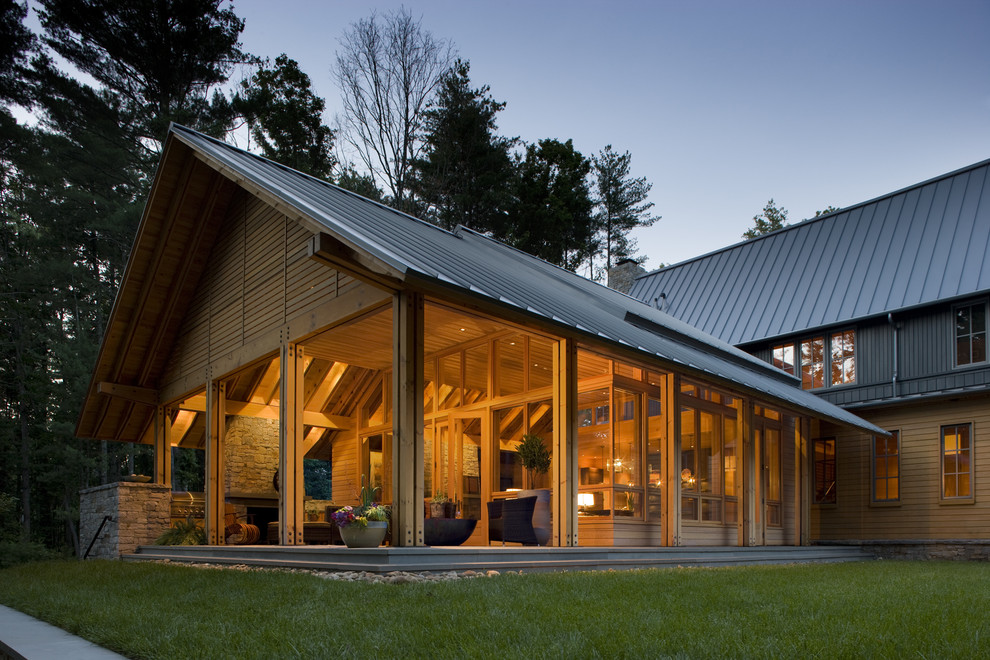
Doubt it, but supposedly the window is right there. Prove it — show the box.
[955,303,987,367]
[778,331,855,390]
[873,431,899,502]
[800,337,825,389]
[941,424,973,499]
[772,344,795,375]
[813,438,836,504]
[830,329,856,385]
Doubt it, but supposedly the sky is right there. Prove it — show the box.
[53,0,990,271]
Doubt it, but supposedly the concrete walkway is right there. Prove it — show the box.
[0,605,126,660]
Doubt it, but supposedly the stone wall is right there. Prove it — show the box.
[224,415,279,495]
[818,540,990,561]
[79,482,171,559]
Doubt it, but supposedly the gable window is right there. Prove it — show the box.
[955,302,986,367]
[800,337,825,389]
[873,431,899,502]
[830,330,856,385]
[772,344,795,375]
[941,424,973,500]
[813,438,836,504]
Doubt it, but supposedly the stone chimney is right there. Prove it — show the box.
[607,258,647,295]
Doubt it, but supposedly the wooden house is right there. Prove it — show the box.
[631,159,990,552]
[76,125,882,550]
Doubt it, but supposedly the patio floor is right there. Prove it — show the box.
[124,544,873,573]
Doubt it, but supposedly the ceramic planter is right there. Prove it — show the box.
[339,520,387,548]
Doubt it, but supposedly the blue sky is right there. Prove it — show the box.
[139,1,990,268]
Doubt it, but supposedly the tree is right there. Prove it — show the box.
[815,205,840,217]
[503,139,595,271]
[332,7,454,210]
[235,54,335,179]
[37,0,245,154]
[743,198,788,239]
[591,145,659,279]
[409,59,514,232]
[0,0,35,104]
[335,164,385,202]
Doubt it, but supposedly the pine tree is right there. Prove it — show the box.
[410,60,514,232]
[743,199,788,239]
[591,145,659,279]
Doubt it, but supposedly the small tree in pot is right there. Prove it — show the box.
[517,434,551,488]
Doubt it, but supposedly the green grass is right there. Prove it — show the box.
[1,560,987,659]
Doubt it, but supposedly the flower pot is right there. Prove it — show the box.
[339,521,387,548]
[517,488,552,546]
[430,502,446,519]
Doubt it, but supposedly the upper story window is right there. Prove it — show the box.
[775,331,856,390]
[955,302,986,367]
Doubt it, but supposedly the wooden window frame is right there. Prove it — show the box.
[812,437,836,505]
[772,343,796,376]
[954,301,987,368]
[800,337,826,390]
[872,430,900,504]
[940,423,974,502]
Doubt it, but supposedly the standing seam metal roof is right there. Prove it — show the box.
[169,125,884,434]
[631,159,990,345]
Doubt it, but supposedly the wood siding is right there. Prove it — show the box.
[811,394,990,540]
[162,191,355,395]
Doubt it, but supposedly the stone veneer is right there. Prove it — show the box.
[79,482,171,559]
[818,540,990,561]
[224,415,279,496]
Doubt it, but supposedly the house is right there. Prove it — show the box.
[630,159,990,557]
[75,125,883,555]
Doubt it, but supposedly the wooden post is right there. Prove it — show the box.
[662,373,679,547]
[279,342,305,545]
[392,291,425,547]
[153,405,172,488]
[796,417,811,546]
[204,378,225,545]
[552,338,578,546]
[743,403,758,546]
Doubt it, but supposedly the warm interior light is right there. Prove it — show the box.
[577,493,594,507]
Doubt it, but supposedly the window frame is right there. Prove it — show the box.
[812,437,837,505]
[829,329,857,387]
[940,423,974,502]
[871,430,900,504]
[773,329,857,390]
[953,301,987,368]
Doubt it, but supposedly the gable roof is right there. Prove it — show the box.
[77,125,886,439]
[630,159,990,346]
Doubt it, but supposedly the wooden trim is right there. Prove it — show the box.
[391,291,425,546]
[798,417,811,545]
[742,400,757,546]
[279,342,305,545]
[97,382,158,406]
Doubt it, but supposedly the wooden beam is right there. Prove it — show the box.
[392,291,425,547]
[204,379,225,545]
[97,382,158,406]
[220,398,352,430]
[662,373,679,547]
[308,231,404,291]
[552,337,578,547]
[279,343,305,545]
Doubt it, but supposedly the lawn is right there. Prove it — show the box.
[1,560,987,659]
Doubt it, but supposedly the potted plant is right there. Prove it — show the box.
[330,476,389,548]
[516,434,552,546]
[430,489,448,519]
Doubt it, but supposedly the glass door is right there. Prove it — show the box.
[434,411,489,544]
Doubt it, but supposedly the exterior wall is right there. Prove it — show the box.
[811,394,990,540]
[162,191,361,394]
[579,520,661,546]
[80,482,171,559]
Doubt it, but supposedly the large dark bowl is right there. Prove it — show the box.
[424,518,478,546]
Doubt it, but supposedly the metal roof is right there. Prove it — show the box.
[167,125,884,434]
[631,159,990,346]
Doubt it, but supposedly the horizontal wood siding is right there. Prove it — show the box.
[811,394,990,540]
[163,192,344,393]
[680,523,736,546]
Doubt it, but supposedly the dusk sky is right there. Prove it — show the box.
[210,1,990,269]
